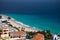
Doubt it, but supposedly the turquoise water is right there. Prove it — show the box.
[1,0,60,34]
[2,13,60,34]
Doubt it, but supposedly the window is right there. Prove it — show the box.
[0,30,2,32]
[4,33,7,34]
[0,33,2,35]
[4,30,8,32]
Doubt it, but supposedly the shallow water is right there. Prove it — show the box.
[0,0,60,34]
[1,13,59,34]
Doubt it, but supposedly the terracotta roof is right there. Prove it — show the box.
[15,31,25,35]
[31,33,44,40]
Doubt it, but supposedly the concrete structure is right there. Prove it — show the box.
[10,31,26,40]
[0,28,9,38]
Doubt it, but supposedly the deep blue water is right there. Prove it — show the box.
[0,0,60,34]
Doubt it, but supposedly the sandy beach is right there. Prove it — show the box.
[1,15,38,32]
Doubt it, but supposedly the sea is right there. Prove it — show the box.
[0,0,60,34]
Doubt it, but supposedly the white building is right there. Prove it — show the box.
[10,31,27,40]
[0,28,9,38]
[53,35,60,40]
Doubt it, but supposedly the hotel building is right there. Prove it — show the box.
[0,28,9,38]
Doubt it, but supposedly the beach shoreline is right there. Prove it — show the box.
[0,15,38,32]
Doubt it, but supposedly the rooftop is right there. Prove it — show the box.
[31,33,44,40]
[16,31,25,35]
[11,31,25,35]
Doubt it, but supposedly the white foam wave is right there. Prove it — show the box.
[11,17,31,27]
[1,15,38,30]
[33,27,36,29]
[11,18,15,21]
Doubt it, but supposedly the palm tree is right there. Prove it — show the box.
[0,16,2,19]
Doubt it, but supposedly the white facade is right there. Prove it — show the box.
[0,28,9,38]
[53,35,60,40]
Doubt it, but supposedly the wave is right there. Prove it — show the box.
[11,17,38,30]
[1,14,38,30]
[11,17,31,27]
[0,14,33,28]
[1,14,31,28]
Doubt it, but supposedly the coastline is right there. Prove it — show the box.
[1,15,38,32]
[1,14,60,34]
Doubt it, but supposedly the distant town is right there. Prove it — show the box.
[0,15,60,40]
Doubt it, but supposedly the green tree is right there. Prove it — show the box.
[58,34,60,37]
[8,24,13,27]
[21,27,25,31]
[8,24,20,31]
[36,31,41,33]
[45,30,52,40]
[13,27,20,31]
[8,17,11,19]
[26,31,36,39]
